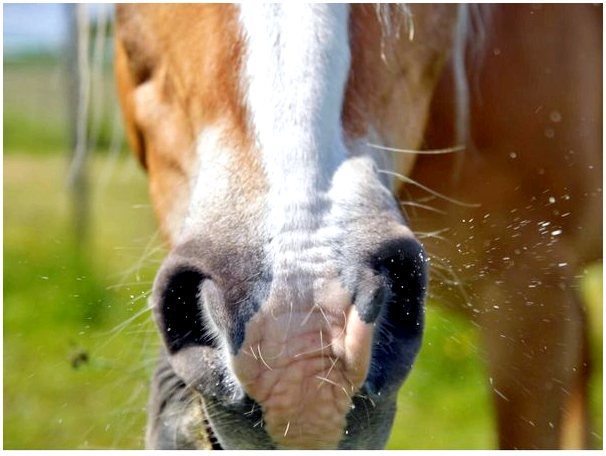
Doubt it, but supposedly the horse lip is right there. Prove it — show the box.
[168,345,243,403]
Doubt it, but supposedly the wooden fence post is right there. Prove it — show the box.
[66,4,90,247]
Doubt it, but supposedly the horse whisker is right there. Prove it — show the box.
[284,421,291,437]
[293,314,347,359]
[400,200,447,215]
[315,375,351,400]
[415,228,452,242]
[247,345,258,360]
[428,255,473,305]
[378,169,481,208]
[106,280,153,290]
[300,304,318,327]
[104,301,152,337]
[316,356,340,391]
[257,344,273,371]
[368,143,466,155]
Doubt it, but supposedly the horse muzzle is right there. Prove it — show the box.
[149,227,427,449]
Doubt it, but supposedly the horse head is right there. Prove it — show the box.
[115,4,460,449]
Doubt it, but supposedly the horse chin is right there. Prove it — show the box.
[163,335,406,449]
[164,312,384,449]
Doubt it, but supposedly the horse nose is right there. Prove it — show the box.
[357,237,428,395]
[370,237,428,326]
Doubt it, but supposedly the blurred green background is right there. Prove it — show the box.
[3,4,603,450]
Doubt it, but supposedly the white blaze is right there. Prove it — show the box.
[237,6,368,449]
[239,4,352,278]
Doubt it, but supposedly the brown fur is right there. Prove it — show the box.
[115,4,259,238]
[415,4,601,449]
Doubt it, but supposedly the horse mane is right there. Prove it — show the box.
[454,4,493,145]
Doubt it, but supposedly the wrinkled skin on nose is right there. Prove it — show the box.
[151,158,428,449]
[231,280,374,448]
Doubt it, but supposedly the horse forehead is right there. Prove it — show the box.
[238,4,352,180]
[183,6,350,217]
[140,5,376,153]
[149,5,459,242]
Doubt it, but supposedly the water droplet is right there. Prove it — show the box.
[549,110,562,123]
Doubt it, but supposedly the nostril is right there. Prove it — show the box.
[355,237,428,326]
[373,237,428,337]
[364,237,428,394]
[153,265,219,353]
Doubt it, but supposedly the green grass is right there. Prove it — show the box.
[4,153,163,448]
[387,308,496,449]
[583,262,604,448]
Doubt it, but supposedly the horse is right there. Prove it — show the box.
[114,4,602,449]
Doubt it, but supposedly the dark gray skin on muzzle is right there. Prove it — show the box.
[147,235,427,449]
